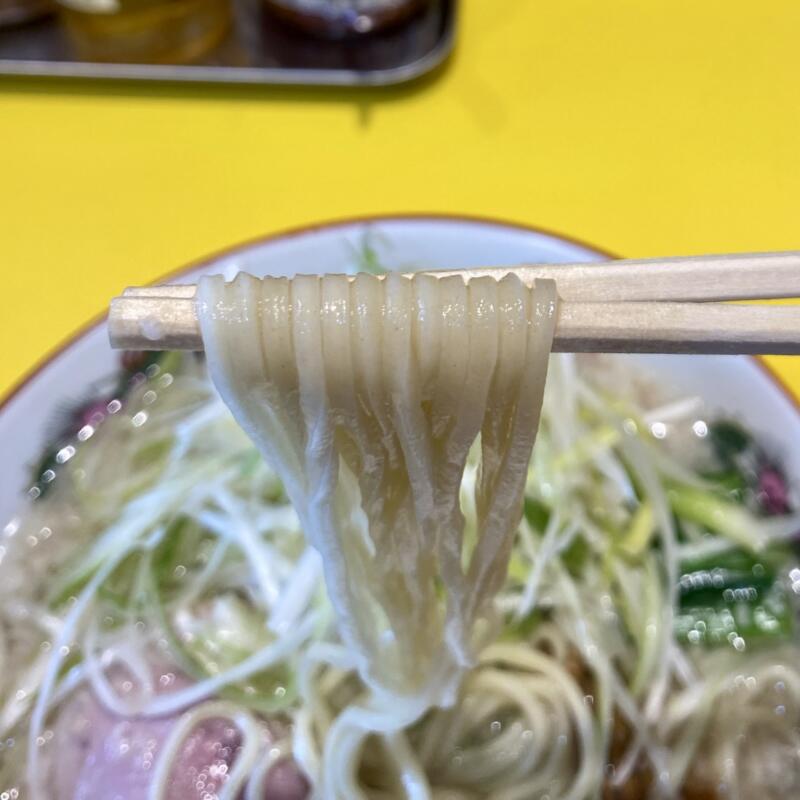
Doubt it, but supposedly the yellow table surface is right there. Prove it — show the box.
[2,0,800,401]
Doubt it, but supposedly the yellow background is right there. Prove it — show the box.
[1,0,799,399]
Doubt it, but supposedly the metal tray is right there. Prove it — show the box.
[0,0,454,85]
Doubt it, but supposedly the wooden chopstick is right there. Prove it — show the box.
[434,251,800,302]
[554,302,800,355]
[109,294,800,355]
[108,252,800,355]
[120,251,800,303]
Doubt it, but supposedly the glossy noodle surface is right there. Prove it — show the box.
[197,272,558,710]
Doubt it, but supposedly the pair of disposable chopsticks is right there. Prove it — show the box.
[108,251,800,355]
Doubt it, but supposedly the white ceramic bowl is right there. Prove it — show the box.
[2,215,798,525]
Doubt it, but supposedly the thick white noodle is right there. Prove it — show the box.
[197,272,557,716]
[195,272,558,799]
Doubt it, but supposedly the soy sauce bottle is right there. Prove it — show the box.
[262,0,428,37]
[0,0,52,27]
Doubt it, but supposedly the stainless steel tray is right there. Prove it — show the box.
[0,0,454,85]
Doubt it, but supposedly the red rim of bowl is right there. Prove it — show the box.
[1,212,797,415]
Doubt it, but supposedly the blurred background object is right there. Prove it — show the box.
[0,0,52,28]
[0,0,451,81]
[57,0,230,63]
[262,0,429,38]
